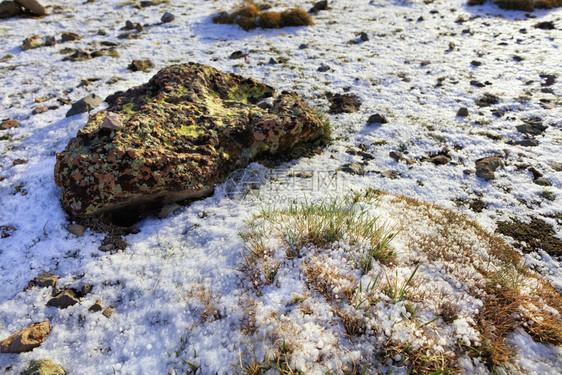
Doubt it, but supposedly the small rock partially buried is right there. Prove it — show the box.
[475,156,502,180]
[66,94,103,117]
[46,289,80,308]
[0,321,51,353]
[54,63,327,219]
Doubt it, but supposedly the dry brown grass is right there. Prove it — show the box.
[468,0,562,10]
[258,11,283,29]
[185,283,222,322]
[212,2,313,31]
[303,258,355,302]
[381,340,459,374]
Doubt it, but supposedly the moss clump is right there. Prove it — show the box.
[213,1,313,31]
[468,0,562,10]
[496,217,562,255]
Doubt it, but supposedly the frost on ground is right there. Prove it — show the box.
[227,191,562,374]
[0,0,561,374]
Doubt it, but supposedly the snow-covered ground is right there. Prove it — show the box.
[0,0,561,374]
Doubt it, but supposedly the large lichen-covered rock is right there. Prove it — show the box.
[54,63,326,219]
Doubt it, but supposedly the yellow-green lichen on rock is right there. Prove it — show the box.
[54,63,327,219]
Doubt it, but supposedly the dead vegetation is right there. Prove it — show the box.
[213,1,313,31]
[233,191,562,374]
[468,0,562,10]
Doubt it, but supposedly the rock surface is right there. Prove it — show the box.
[0,321,50,353]
[21,359,66,375]
[66,94,103,117]
[46,289,80,308]
[475,156,502,180]
[54,63,326,218]
[14,0,45,15]
[0,1,22,19]
[29,272,59,288]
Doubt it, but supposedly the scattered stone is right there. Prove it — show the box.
[513,138,539,147]
[13,158,28,165]
[420,60,431,67]
[21,359,65,375]
[44,35,56,46]
[470,80,485,88]
[29,272,59,289]
[124,20,144,31]
[46,289,80,308]
[345,147,373,160]
[66,223,86,237]
[101,112,123,130]
[389,151,404,162]
[89,300,103,312]
[540,74,556,86]
[97,29,107,36]
[381,170,400,179]
[359,32,369,42]
[128,59,153,72]
[140,0,162,6]
[229,50,246,59]
[267,57,278,64]
[99,236,127,252]
[54,63,327,219]
[535,21,555,30]
[456,107,469,117]
[32,106,48,115]
[497,217,562,255]
[102,307,114,318]
[161,11,174,23]
[516,122,546,135]
[470,60,482,67]
[429,155,451,165]
[548,162,562,172]
[0,321,51,353]
[0,1,23,19]
[61,32,80,42]
[66,94,102,117]
[309,0,328,13]
[22,35,42,50]
[298,43,308,49]
[534,177,551,186]
[475,93,499,107]
[317,64,330,72]
[475,156,502,180]
[327,93,361,114]
[367,113,388,124]
[338,163,365,175]
[79,284,93,297]
[1,118,19,130]
[491,108,505,117]
[62,49,91,62]
[14,0,46,16]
